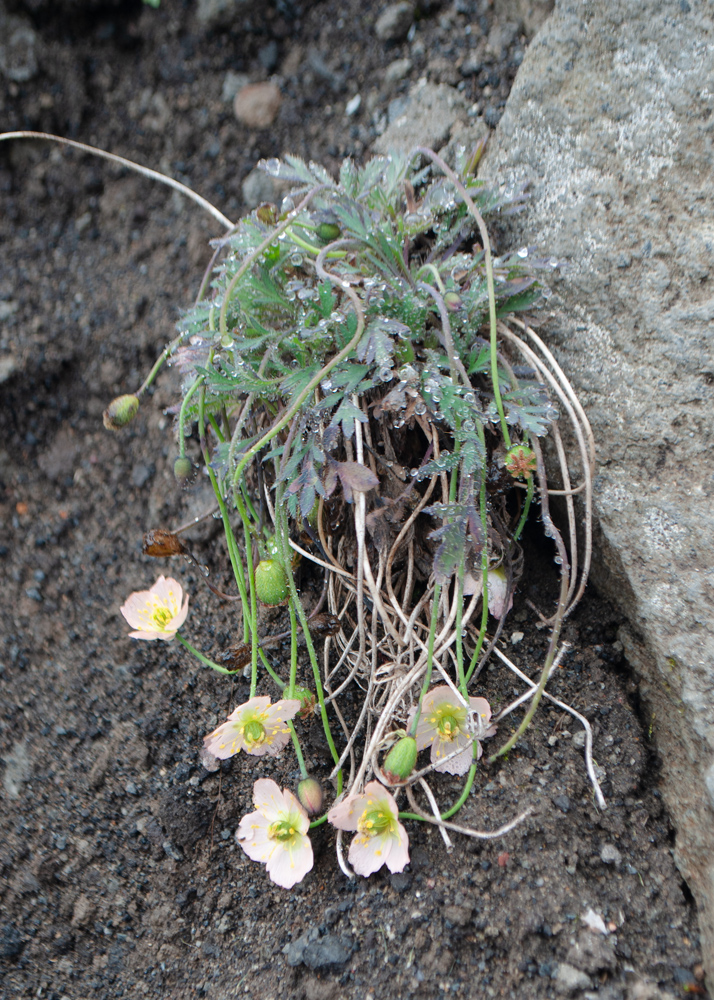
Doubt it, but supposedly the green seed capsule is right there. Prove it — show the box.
[173,456,193,486]
[255,559,289,605]
[317,221,341,243]
[103,394,139,431]
[383,735,418,782]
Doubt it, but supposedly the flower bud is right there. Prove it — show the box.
[255,559,289,605]
[297,777,323,816]
[443,291,463,311]
[173,456,193,486]
[504,444,537,481]
[383,735,418,783]
[292,686,317,719]
[103,394,139,431]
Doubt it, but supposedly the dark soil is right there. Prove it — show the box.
[0,2,706,998]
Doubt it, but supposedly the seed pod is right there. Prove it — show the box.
[317,221,341,243]
[142,528,187,557]
[297,777,323,816]
[256,202,277,225]
[254,559,289,606]
[383,735,418,783]
[103,394,139,430]
[216,641,252,671]
[173,456,193,486]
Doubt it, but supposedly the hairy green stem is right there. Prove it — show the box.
[175,634,237,675]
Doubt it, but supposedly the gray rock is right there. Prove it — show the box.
[480,0,714,974]
[221,70,250,103]
[373,80,467,156]
[375,2,414,43]
[565,930,617,974]
[600,843,622,866]
[302,934,351,970]
[0,11,37,83]
[385,57,413,83]
[241,167,280,210]
[2,740,31,799]
[555,962,593,993]
[493,0,554,38]
[196,0,249,29]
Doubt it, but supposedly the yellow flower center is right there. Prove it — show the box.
[429,702,467,742]
[152,606,173,628]
[357,804,395,839]
[268,818,298,843]
[243,720,266,746]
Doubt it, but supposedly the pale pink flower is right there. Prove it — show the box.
[203,696,301,759]
[408,686,496,775]
[463,566,514,619]
[120,575,189,641]
[327,781,409,877]
[236,778,313,889]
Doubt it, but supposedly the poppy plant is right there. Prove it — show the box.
[203,696,301,759]
[120,575,189,641]
[236,778,313,889]
[328,781,409,877]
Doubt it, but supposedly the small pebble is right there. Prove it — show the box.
[510,630,524,644]
[234,81,282,128]
[599,843,622,866]
[375,2,414,43]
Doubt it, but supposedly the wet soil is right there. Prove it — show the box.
[0,2,707,998]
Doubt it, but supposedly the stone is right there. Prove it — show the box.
[2,741,31,800]
[221,71,250,103]
[241,167,282,210]
[0,10,37,83]
[479,0,714,975]
[555,962,593,994]
[493,0,554,38]
[196,0,249,30]
[375,2,414,43]
[302,933,351,970]
[599,843,622,866]
[373,80,467,156]
[385,57,413,83]
[233,81,282,129]
[565,930,617,974]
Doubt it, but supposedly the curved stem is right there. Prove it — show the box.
[175,634,238,675]
[414,146,511,448]
[0,131,234,229]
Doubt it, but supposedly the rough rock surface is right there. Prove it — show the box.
[480,0,714,971]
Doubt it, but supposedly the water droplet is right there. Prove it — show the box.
[290,253,304,267]
[414,401,427,415]
[379,367,393,382]
[410,468,418,477]
[264,158,281,177]
[517,247,529,258]
[554,555,563,565]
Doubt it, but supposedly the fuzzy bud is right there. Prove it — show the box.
[292,686,317,719]
[383,735,418,783]
[443,291,463,311]
[103,394,139,431]
[255,559,289,606]
[297,777,323,816]
[504,444,537,481]
[173,456,193,486]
